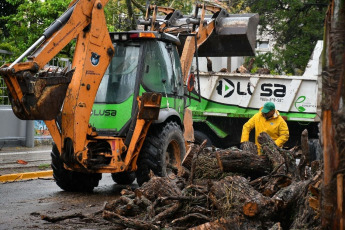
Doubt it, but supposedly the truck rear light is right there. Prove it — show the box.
[129,33,139,38]
[139,32,156,38]
[113,34,120,40]
[121,34,128,40]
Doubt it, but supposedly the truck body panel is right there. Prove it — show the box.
[190,41,323,147]
[191,73,318,120]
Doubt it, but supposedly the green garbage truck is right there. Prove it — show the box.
[190,41,323,158]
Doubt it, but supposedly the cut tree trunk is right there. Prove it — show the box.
[215,149,271,178]
[241,141,258,153]
[104,196,142,217]
[135,176,182,202]
[320,0,345,229]
[188,140,207,185]
[209,176,276,219]
[103,210,159,230]
[288,172,322,229]
[258,132,297,177]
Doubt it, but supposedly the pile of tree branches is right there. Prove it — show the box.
[101,131,322,229]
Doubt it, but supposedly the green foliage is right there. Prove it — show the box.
[106,0,194,32]
[214,0,250,13]
[0,0,24,37]
[1,0,71,58]
[139,0,193,14]
[0,42,20,63]
[247,0,328,75]
[0,0,193,55]
[38,163,51,170]
[105,1,130,32]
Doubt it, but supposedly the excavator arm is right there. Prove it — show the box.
[140,3,256,82]
[140,3,227,144]
[0,0,162,174]
[0,1,258,176]
[140,3,259,145]
[140,3,221,81]
[0,0,114,155]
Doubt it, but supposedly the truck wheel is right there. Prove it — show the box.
[136,121,186,186]
[194,130,212,147]
[51,144,102,192]
[111,172,136,185]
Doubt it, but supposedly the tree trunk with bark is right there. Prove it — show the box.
[321,0,345,229]
[209,176,276,219]
[215,149,271,178]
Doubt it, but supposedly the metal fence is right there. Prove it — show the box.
[0,77,10,105]
[0,50,12,105]
[0,54,71,105]
[48,57,71,70]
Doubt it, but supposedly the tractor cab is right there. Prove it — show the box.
[90,31,185,136]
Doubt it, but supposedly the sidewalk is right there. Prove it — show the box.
[0,145,52,181]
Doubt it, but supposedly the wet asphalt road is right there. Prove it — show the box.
[0,174,139,229]
[0,145,52,175]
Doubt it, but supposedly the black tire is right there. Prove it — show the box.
[194,130,213,147]
[136,121,186,186]
[51,144,102,192]
[111,172,136,185]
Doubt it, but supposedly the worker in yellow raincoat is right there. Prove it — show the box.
[240,102,289,155]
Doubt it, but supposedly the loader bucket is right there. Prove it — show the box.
[0,65,73,120]
[179,13,259,57]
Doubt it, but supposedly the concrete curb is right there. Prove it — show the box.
[0,170,53,183]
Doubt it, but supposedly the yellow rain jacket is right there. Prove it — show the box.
[240,108,289,155]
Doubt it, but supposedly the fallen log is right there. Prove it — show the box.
[268,222,283,230]
[188,140,207,185]
[120,188,135,198]
[258,132,286,174]
[253,132,298,196]
[41,212,87,223]
[102,210,159,230]
[258,132,297,176]
[261,175,292,197]
[289,171,322,229]
[215,149,271,178]
[272,180,312,210]
[187,205,212,215]
[188,217,275,230]
[104,196,142,217]
[99,135,321,229]
[135,176,182,202]
[188,217,235,230]
[193,152,226,180]
[134,194,152,209]
[241,141,258,154]
[209,176,276,219]
[171,213,210,228]
[152,201,181,222]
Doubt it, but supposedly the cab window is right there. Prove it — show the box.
[142,41,180,95]
[95,43,139,104]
